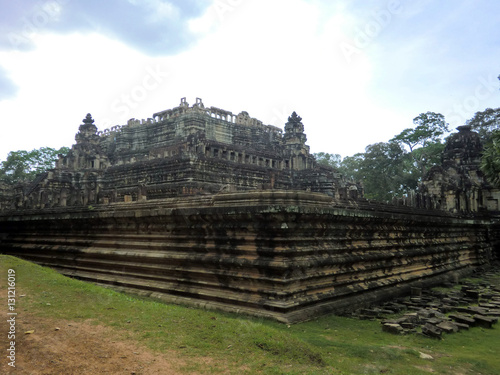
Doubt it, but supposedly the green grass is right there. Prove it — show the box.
[2,254,500,374]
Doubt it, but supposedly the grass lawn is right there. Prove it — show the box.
[1,254,499,374]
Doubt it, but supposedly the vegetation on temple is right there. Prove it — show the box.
[0,146,69,184]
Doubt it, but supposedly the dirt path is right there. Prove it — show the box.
[0,275,211,375]
[1,312,194,375]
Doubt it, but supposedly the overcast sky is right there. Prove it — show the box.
[0,0,499,162]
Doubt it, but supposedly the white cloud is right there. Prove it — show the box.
[0,0,499,162]
[0,0,408,159]
[0,32,157,157]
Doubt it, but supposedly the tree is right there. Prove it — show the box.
[391,112,449,177]
[0,146,70,184]
[313,152,342,169]
[338,153,364,181]
[353,141,411,201]
[466,108,500,142]
[392,112,449,152]
[481,129,500,187]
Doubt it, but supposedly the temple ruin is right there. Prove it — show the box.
[421,125,500,213]
[0,98,499,323]
[2,98,360,211]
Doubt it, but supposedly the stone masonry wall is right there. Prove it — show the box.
[0,191,496,323]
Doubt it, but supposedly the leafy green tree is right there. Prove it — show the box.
[313,152,342,169]
[466,107,500,142]
[353,141,411,201]
[0,146,69,184]
[391,112,449,177]
[481,129,500,187]
[338,153,364,181]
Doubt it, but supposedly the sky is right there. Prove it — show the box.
[0,0,499,162]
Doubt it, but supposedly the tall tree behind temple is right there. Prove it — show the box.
[477,75,500,186]
[353,141,410,201]
[481,129,500,187]
[314,112,450,202]
[466,107,500,142]
[0,147,70,184]
[314,152,342,169]
[391,112,449,178]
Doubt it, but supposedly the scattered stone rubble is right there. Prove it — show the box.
[351,267,500,338]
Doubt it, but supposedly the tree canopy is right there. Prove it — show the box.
[466,107,500,142]
[390,112,449,177]
[313,152,342,169]
[481,129,500,187]
[0,146,70,184]
[314,112,450,202]
[477,75,500,185]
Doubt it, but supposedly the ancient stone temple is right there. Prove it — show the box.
[1,100,499,323]
[421,125,500,214]
[5,98,360,210]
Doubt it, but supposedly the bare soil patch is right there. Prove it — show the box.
[1,312,193,375]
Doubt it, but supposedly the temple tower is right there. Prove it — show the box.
[283,112,312,170]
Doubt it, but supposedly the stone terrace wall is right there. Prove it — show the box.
[0,191,497,323]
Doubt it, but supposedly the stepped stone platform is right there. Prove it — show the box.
[0,190,496,323]
[1,99,500,323]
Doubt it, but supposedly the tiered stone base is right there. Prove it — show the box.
[0,191,496,323]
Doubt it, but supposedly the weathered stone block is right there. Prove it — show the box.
[449,314,476,326]
[473,315,496,328]
[422,323,442,339]
[382,323,404,335]
[436,321,459,333]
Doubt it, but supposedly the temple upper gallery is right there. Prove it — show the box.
[2,98,362,210]
[1,97,499,215]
